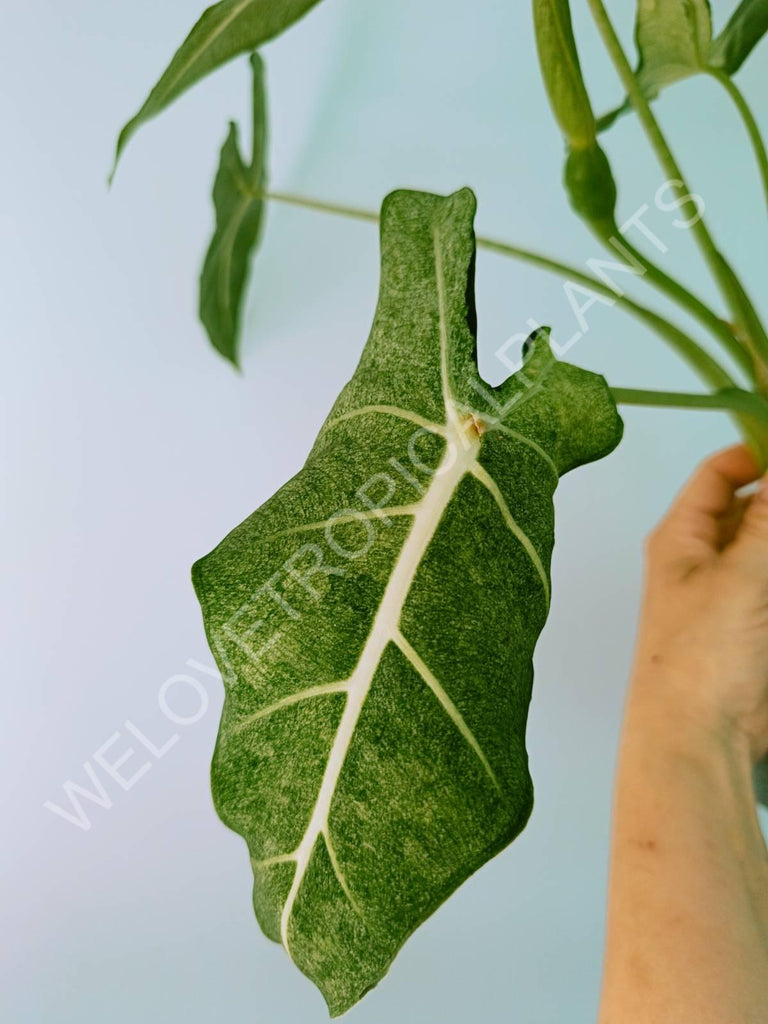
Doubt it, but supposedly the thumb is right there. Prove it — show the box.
[728,473,768,571]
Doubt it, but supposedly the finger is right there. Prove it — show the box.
[726,472,768,573]
[717,494,751,549]
[659,445,760,546]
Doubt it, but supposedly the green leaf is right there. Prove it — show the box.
[709,0,768,74]
[533,0,597,149]
[635,0,713,95]
[111,0,322,179]
[192,188,623,1014]
[199,53,267,367]
[598,0,713,131]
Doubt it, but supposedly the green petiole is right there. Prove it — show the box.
[586,0,768,372]
[263,191,736,390]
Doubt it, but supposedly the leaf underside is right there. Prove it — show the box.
[192,188,623,1015]
[111,0,323,176]
[200,53,267,366]
[598,0,768,132]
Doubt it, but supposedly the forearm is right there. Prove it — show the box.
[598,674,768,1023]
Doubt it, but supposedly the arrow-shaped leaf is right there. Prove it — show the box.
[192,188,623,1014]
[200,53,267,367]
[709,0,768,73]
[111,0,322,177]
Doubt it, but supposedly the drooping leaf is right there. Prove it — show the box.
[111,0,322,178]
[709,0,768,73]
[533,0,597,149]
[192,188,623,1014]
[200,53,267,367]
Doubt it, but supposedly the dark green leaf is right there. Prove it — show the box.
[111,0,322,178]
[192,188,623,1014]
[709,0,768,73]
[200,53,267,367]
[533,0,597,149]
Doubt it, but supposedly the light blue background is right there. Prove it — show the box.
[3,1,767,1021]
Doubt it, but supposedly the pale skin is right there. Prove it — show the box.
[599,445,768,1024]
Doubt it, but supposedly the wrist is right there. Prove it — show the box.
[625,665,756,771]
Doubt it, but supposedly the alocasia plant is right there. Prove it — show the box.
[193,188,623,1014]
[112,0,768,1012]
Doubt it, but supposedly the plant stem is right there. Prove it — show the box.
[264,190,735,391]
[593,228,753,379]
[708,69,768,211]
[586,0,768,367]
[266,189,379,224]
[611,387,768,416]
[612,386,768,464]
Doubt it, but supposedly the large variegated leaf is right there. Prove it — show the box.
[200,53,267,367]
[192,188,623,1015]
[111,0,322,177]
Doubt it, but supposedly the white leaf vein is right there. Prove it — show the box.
[394,629,502,794]
[470,463,551,608]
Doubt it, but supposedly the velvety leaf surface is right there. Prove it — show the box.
[709,0,768,73]
[200,53,267,366]
[192,188,623,1015]
[111,0,322,176]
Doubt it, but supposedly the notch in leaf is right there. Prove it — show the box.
[110,0,323,180]
[200,53,267,368]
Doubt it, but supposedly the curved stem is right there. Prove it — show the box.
[479,235,735,390]
[708,69,768,211]
[586,0,768,366]
[595,228,754,379]
[264,190,736,392]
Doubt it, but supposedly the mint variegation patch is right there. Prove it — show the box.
[192,187,623,1015]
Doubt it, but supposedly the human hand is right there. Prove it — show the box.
[631,445,768,764]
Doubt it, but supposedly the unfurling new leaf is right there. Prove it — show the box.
[533,0,597,149]
[200,53,267,367]
[111,0,323,178]
[192,188,623,1015]
[532,0,618,235]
